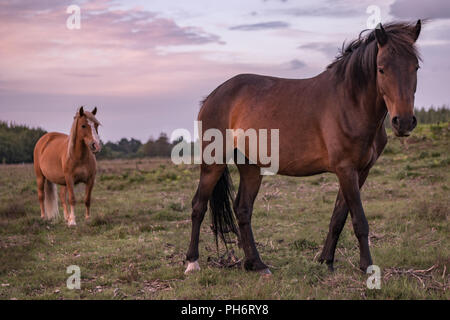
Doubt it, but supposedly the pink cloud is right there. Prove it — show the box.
[0,0,226,96]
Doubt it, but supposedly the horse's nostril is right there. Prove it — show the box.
[392,116,399,128]
[412,116,417,127]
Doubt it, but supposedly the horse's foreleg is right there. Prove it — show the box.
[321,128,387,271]
[336,167,372,272]
[59,186,69,222]
[320,165,374,270]
[84,178,95,220]
[185,164,226,274]
[234,164,268,274]
[65,177,77,227]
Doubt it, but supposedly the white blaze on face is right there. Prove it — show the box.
[87,120,100,147]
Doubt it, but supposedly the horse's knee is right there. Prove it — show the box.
[235,207,252,226]
[191,201,207,220]
[191,190,199,208]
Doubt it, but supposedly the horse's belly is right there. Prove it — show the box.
[39,156,66,184]
[277,155,329,177]
[41,167,66,185]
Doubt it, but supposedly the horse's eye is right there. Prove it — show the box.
[81,125,87,129]
[378,68,384,74]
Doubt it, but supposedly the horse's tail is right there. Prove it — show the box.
[209,166,239,247]
[44,180,59,220]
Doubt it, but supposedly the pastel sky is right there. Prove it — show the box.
[1,0,449,142]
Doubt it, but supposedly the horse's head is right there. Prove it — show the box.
[75,106,102,154]
[375,20,422,137]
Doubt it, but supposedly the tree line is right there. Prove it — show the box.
[384,105,450,128]
[0,121,46,164]
[0,106,449,164]
[96,133,185,160]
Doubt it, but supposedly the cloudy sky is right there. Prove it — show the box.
[1,0,449,142]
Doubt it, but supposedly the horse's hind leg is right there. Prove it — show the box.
[234,164,268,274]
[185,164,226,274]
[36,174,46,220]
[59,186,69,222]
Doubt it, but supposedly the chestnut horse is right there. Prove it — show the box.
[33,107,101,226]
[185,21,422,275]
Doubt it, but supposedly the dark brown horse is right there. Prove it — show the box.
[185,21,422,275]
[33,107,101,226]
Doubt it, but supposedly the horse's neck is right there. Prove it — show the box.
[67,138,89,163]
[342,79,387,132]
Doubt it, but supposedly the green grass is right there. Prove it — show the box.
[0,124,448,300]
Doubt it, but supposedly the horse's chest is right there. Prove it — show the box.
[73,167,92,184]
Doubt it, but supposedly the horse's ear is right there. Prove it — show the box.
[375,23,388,47]
[92,107,97,115]
[79,106,84,117]
[413,19,421,42]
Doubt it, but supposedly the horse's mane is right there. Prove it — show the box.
[327,22,422,97]
[67,109,101,159]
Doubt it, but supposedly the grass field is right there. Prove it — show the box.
[0,123,448,300]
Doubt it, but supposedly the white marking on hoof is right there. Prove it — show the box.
[259,268,272,277]
[185,260,200,274]
[68,219,77,227]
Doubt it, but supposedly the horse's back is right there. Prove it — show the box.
[200,72,332,124]
[34,132,68,157]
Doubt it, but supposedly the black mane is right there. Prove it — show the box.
[327,22,421,96]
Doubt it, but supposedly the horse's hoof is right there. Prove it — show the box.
[185,260,200,274]
[68,220,77,227]
[327,263,335,272]
[259,268,272,277]
[360,266,369,273]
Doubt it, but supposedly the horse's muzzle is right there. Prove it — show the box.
[391,115,417,137]
[90,142,101,154]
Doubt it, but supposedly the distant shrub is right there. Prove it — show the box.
[418,151,429,159]
[0,121,46,164]
[169,202,184,212]
[88,213,111,226]
[383,145,396,154]
[414,201,448,222]
[0,202,27,219]
[290,238,318,251]
[431,152,441,158]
